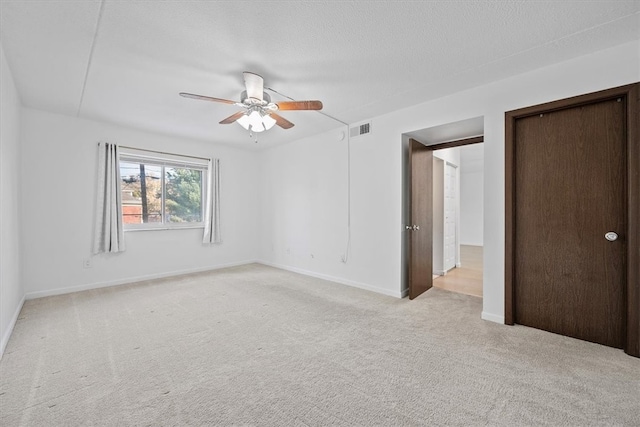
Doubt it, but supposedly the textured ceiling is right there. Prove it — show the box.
[1,1,639,149]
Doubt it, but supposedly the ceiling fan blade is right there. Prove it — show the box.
[243,72,264,101]
[275,100,323,111]
[270,113,294,129]
[219,111,246,125]
[180,92,237,104]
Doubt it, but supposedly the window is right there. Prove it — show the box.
[119,150,207,230]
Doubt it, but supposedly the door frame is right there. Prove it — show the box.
[504,83,640,357]
[407,135,484,299]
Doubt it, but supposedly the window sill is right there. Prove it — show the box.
[124,225,205,232]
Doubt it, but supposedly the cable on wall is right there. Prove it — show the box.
[266,87,352,264]
[340,129,351,264]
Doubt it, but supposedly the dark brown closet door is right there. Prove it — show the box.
[514,98,626,348]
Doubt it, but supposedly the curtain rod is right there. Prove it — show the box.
[118,145,210,161]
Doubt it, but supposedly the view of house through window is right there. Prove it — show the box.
[120,156,205,229]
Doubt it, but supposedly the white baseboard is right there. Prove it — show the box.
[258,260,404,299]
[433,269,447,276]
[25,260,258,300]
[1,294,26,359]
[481,311,505,324]
[456,262,462,268]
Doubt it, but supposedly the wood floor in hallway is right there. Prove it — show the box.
[433,245,482,298]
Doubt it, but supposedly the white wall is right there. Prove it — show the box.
[257,128,359,288]
[258,41,640,322]
[460,144,484,246]
[0,45,24,356]
[20,109,260,298]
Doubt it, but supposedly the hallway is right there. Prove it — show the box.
[433,245,482,297]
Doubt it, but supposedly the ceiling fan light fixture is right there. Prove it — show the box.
[261,113,276,130]
[237,110,276,133]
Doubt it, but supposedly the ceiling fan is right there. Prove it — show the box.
[180,72,323,134]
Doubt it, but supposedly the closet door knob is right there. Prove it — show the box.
[604,231,618,242]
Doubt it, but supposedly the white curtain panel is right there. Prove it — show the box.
[93,142,126,253]
[203,158,221,244]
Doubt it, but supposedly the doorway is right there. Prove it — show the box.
[403,116,485,300]
[431,143,484,298]
[505,83,639,357]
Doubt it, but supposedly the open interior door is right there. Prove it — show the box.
[408,138,433,299]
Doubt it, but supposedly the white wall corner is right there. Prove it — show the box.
[258,261,405,299]
[481,311,504,324]
[0,294,25,359]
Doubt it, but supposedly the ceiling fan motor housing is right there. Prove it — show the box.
[241,90,271,105]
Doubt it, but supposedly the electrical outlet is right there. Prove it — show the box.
[83,258,92,269]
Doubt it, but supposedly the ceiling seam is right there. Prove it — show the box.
[76,0,106,117]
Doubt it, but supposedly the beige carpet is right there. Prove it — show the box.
[1,264,638,426]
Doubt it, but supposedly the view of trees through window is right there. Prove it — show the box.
[165,167,203,223]
[120,160,204,227]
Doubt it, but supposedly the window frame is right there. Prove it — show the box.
[119,151,208,231]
